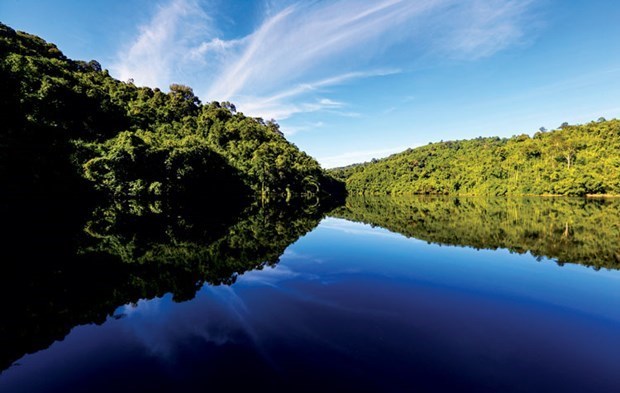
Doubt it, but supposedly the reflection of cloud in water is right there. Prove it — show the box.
[281,249,326,264]
[237,264,320,287]
[112,285,275,363]
[320,217,406,240]
[108,260,395,365]
[119,296,164,317]
[114,294,183,359]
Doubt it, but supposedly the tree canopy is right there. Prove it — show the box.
[331,119,620,196]
[0,22,343,201]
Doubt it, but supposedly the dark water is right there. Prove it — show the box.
[1,196,619,392]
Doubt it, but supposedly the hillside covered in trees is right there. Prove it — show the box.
[0,23,342,202]
[331,119,620,196]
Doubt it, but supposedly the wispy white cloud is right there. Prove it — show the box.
[113,0,536,122]
[111,0,212,88]
[231,69,400,119]
[281,121,325,136]
[434,0,537,59]
[204,0,439,101]
[236,97,341,122]
[188,37,246,60]
[318,146,414,169]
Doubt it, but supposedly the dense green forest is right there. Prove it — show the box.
[331,196,620,270]
[0,22,342,201]
[331,119,620,196]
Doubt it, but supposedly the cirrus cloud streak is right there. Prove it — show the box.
[113,0,537,121]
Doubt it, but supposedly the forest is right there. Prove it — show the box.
[0,23,343,202]
[331,119,620,196]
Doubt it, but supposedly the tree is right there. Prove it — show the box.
[550,131,579,169]
[87,60,102,72]
[168,84,200,118]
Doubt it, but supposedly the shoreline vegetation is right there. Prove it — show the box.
[330,119,620,197]
[585,194,620,198]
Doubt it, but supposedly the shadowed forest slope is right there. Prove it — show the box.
[0,22,343,201]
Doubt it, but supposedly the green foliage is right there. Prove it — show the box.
[332,196,620,270]
[331,120,620,196]
[76,130,246,199]
[0,22,342,200]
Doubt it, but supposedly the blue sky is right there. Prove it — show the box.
[2,0,620,167]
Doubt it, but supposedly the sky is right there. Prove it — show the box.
[2,0,620,167]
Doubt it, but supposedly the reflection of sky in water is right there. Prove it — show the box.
[2,217,620,393]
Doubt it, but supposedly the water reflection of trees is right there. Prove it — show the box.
[332,196,620,270]
[0,197,330,373]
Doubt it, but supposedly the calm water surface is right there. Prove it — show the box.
[1,197,619,392]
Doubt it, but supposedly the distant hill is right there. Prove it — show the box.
[330,119,620,196]
[0,22,343,201]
